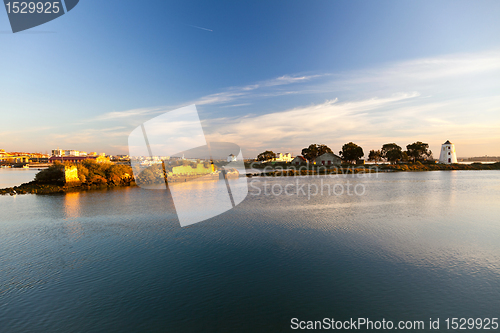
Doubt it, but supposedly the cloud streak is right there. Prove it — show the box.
[185,24,213,32]
[93,106,168,121]
[193,74,327,106]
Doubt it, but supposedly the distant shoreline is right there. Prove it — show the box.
[2,161,499,196]
[244,161,500,177]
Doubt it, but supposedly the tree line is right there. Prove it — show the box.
[368,142,432,164]
[256,141,432,164]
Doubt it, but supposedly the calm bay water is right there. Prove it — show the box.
[1,170,500,332]
[0,168,39,188]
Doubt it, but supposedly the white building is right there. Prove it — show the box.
[439,140,457,164]
[227,154,238,162]
[64,150,80,157]
[275,152,293,162]
[52,149,64,157]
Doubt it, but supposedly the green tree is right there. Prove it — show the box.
[339,142,364,164]
[368,150,382,164]
[381,143,403,164]
[35,163,64,183]
[406,141,432,162]
[401,151,409,163]
[301,144,332,163]
[257,150,276,162]
[135,164,165,185]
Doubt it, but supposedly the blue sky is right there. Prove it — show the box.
[1,0,500,157]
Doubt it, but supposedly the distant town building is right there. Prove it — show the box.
[291,156,308,165]
[0,151,49,164]
[51,149,107,159]
[49,155,110,163]
[111,155,131,162]
[315,152,342,166]
[29,155,49,163]
[227,154,238,162]
[463,156,500,162]
[64,150,80,157]
[52,149,64,157]
[439,140,457,164]
[2,155,30,163]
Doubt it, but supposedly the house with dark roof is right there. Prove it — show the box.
[315,152,341,166]
[291,156,308,165]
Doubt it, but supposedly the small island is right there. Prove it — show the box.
[0,159,240,196]
[0,160,135,195]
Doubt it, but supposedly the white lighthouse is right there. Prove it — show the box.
[439,140,457,164]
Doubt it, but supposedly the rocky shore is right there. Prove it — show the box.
[0,179,136,196]
[0,161,136,196]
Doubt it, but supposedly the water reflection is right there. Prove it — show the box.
[169,179,233,226]
[63,192,81,219]
[0,171,499,332]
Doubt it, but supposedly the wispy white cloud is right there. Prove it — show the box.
[263,74,327,87]
[93,106,168,121]
[193,74,327,106]
[322,50,500,93]
[221,103,252,108]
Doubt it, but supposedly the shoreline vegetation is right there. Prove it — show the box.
[245,161,500,177]
[0,161,135,196]
[1,160,500,196]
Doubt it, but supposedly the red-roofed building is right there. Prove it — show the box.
[291,156,308,165]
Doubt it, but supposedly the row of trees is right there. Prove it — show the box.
[257,142,365,164]
[368,142,432,164]
[257,141,432,164]
[256,150,277,162]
